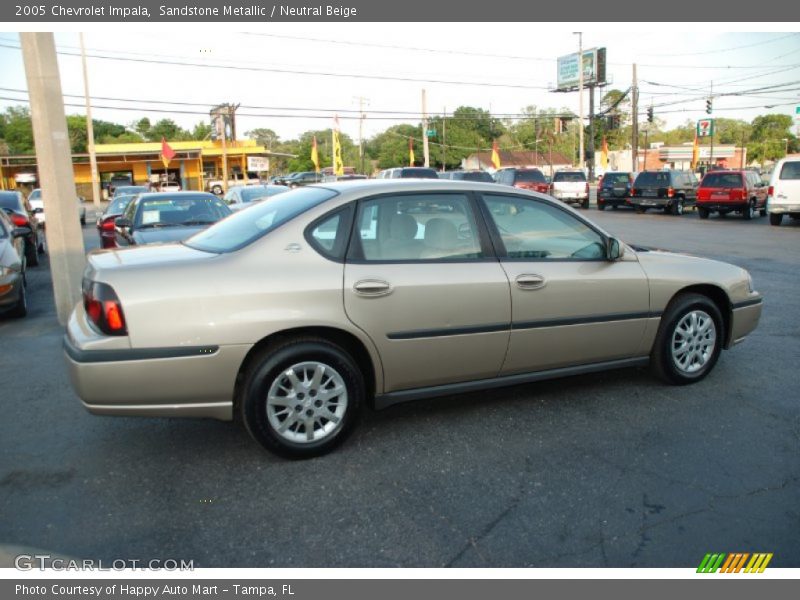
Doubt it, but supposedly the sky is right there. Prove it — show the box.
[0,24,799,147]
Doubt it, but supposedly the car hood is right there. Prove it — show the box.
[132,226,208,245]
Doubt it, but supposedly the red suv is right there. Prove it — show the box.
[696,170,767,220]
[493,168,549,193]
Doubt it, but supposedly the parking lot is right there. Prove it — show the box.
[1,201,798,568]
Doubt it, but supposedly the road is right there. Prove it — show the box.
[1,200,798,568]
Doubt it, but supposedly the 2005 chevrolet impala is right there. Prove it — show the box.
[64,180,763,458]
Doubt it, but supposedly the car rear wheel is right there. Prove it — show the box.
[240,338,363,459]
[759,208,767,217]
[597,202,606,211]
[769,213,783,226]
[671,197,685,216]
[635,206,646,214]
[698,207,710,219]
[581,198,589,209]
[25,239,39,267]
[743,200,754,220]
[651,293,722,385]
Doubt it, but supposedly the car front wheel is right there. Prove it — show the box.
[651,293,723,385]
[241,338,363,459]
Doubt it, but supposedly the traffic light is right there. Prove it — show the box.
[706,99,713,114]
[647,107,654,123]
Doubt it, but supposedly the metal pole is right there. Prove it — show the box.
[79,33,101,208]
[588,85,595,180]
[709,81,714,170]
[631,63,639,173]
[422,89,430,168]
[575,32,584,171]
[441,107,446,171]
[21,33,85,324]
[643,130,649,170]
[220,113,228,193]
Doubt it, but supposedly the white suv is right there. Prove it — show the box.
[767,157,800,226]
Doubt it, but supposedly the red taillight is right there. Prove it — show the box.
[82,280,127,336]
[101,217,116,232]
[768,185,774,197]
[10,213,27,227]
[667,187,674,198]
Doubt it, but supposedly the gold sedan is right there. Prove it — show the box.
[64,180,762,458]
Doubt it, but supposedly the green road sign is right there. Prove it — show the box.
[426,129,436,137]
[697,119,714,137]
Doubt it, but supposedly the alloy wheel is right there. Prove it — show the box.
[670,310,717,375]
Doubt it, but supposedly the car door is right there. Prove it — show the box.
[478,193,651,375]
[343,191,511,393]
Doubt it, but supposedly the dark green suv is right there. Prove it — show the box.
[630,170,699,216]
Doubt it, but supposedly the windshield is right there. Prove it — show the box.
[701,173,743,188]
[553,171,586,182]
[635,172,671,186]
[115,186,147,196]
[456,171,494,182]
[603,173,631,185]
[185,186,338,253]
[135,194,230,228]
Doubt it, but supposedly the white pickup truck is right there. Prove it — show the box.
[550,170,590,209]
[206,171,260,195]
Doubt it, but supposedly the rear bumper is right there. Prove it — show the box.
[768,202,800,214]
[63,306,248,421]
[697,200,749,211]
[630,196,668,207]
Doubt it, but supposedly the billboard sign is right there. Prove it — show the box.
[556,47,606,90]
[247,156,270,172]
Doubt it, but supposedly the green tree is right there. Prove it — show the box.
[246,127,280,150]
[366,124,422,169]
[1,106,35,154]
[191,121,212,141]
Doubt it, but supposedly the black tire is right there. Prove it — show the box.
[25,239,39,267]
[769,213,783,226]
[671,197,685,216]
[635,206,645,214]
[597,202,606,211]
[7,280,27,318]
[743,200,754,220]
[581,198,589,210]
[698,207,710,220]
[240,338,364,459]
[80,216,86,226]
[650,293,723,385]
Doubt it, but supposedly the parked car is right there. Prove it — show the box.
[696,170,767,220]
[112,192,231,247]
[766,156,800,226]
[550,170,590,208]
[493,167,549,194]
[206,171,260,195]
[223,185,290,212]
[0,209,29,318]
[597,172,635,210]
[630,170,698,215]
[26,188,87,226]
[285,172,324,188]
[439,170,495,183]
[0,190,40,267]
[65,180,762,459]
[377,167,439,179]
[111,185,148,198]
[321,175,368,183]
[96,193,138,249]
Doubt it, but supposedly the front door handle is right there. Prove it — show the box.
[353,279,393,297]
[515,274,546,290]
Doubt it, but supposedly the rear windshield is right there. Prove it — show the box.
[603,173,631,184]
[456,171,494,182]
[515,170,546,183]
[701,172,743,188]
[185,186,338,253]
[635,172,671,186]
[779,161,800,180]
[0,193,23,211]
[553,171,586,182]
[400,168,439,179]
[136,194,230,228]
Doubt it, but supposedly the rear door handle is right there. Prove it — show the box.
[515,274,546,290]
[353,279,393,297]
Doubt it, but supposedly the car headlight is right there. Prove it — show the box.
[0,265,10,277]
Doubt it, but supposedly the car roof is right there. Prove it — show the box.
[306,178,538,196]
[135,191,218,200]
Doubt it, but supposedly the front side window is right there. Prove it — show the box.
[353,193,483,261]
[482,194,606,260]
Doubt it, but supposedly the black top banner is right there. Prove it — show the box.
[4,0,800,21]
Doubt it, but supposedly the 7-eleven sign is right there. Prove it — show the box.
[697,119,715,137]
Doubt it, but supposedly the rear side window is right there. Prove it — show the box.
[702,173,743,188]
[553,171,586,182]
[779,161,800,180]
[306,206,353,261]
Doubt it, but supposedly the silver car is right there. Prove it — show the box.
[0,210,29,318]
[65,180,763,458]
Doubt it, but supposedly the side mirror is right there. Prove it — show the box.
[606,237,623,261]
[32,207,43,214]
[12,227,31,238]
[114,217,131,229]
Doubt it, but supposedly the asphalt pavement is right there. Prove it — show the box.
[1,200,798,568]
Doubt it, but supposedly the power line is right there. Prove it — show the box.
[636,32,799,57]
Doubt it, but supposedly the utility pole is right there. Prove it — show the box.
[353,96,369,174]
[588,85,595,180]
[574,32,584,170]
[21,33,85,324]
[79,33,101,207]
[643,130,649,171]
[709,81,714,170]
[220,114,228,193]
[421,89,430,168]
[631,63,639,173]
[441,106,447,171]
